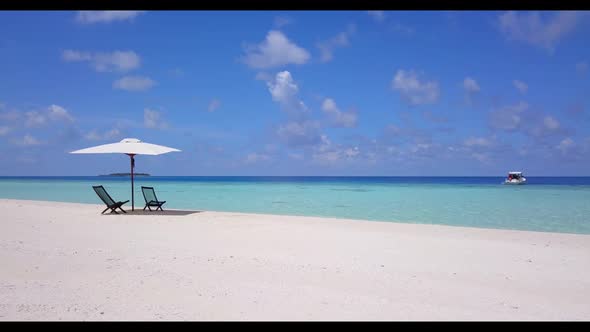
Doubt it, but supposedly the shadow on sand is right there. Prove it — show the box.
[103,209,203,216]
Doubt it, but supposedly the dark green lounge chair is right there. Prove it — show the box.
[92,185,129,214]
[141,186,166,211]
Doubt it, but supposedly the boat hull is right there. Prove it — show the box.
[504,179,526,185]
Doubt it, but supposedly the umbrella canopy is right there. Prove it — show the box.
[71,138,180,155]
[70,138,181,211]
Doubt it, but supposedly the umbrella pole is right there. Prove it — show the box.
[129,154,135,211]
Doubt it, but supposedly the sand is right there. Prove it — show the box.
[0,198,589,321]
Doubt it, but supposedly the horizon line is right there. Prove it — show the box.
[2,175,590,178]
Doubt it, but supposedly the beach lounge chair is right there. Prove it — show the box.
[92,185,129,214]
[141,186,166,211]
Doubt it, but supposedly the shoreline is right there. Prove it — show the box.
[1,198,589,320]
[1,198,587,236]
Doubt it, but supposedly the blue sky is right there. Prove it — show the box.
[0,10,589,176]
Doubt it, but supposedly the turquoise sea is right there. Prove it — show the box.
[0,176,589,234]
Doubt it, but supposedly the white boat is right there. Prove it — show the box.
[504,171,526,185]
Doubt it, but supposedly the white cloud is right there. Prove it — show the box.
[311,135,361,165]
[17,134,41,146]
[557,137,574,153]
[311,136,338,163]
[23,105,74,127]
[277,121,322,147]
[409,143,433,154]
[316,134,332,152]
[76,11,145,24]
[526,114,567,138]
[343,147,360,158]
[0,126,10,136]
[392,69,440,106]
[144,108,167,129]
[24,111,46,128]
[85,128,121,141]
[316,24,356,63]
[113,76,156,92]
[207,99,221,112]
[367,11,386,22]
[265,71,323,148]
[464,137,493,147]
[84,131,101,141]
[23,134,40,146]
[313,150,341,164]
[463,77,480,93]
[463,77,480,106]
[266,71,309,119]
[489,101,529,131]
[321,98,337,111]
[0,109,20,122]
[543,116,560,130]
[48,104,74,122]
[62,50,141,73]
[242,30,311,69]
[321,98,357,128]
[497,11,583,52]
[268,71,299,102]
[513,80,528,94]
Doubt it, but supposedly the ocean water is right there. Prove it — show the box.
[0,176,589,234]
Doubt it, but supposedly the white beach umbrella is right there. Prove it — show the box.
[70,138,181,211]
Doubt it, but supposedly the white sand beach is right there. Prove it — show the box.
[0,198,589,321]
